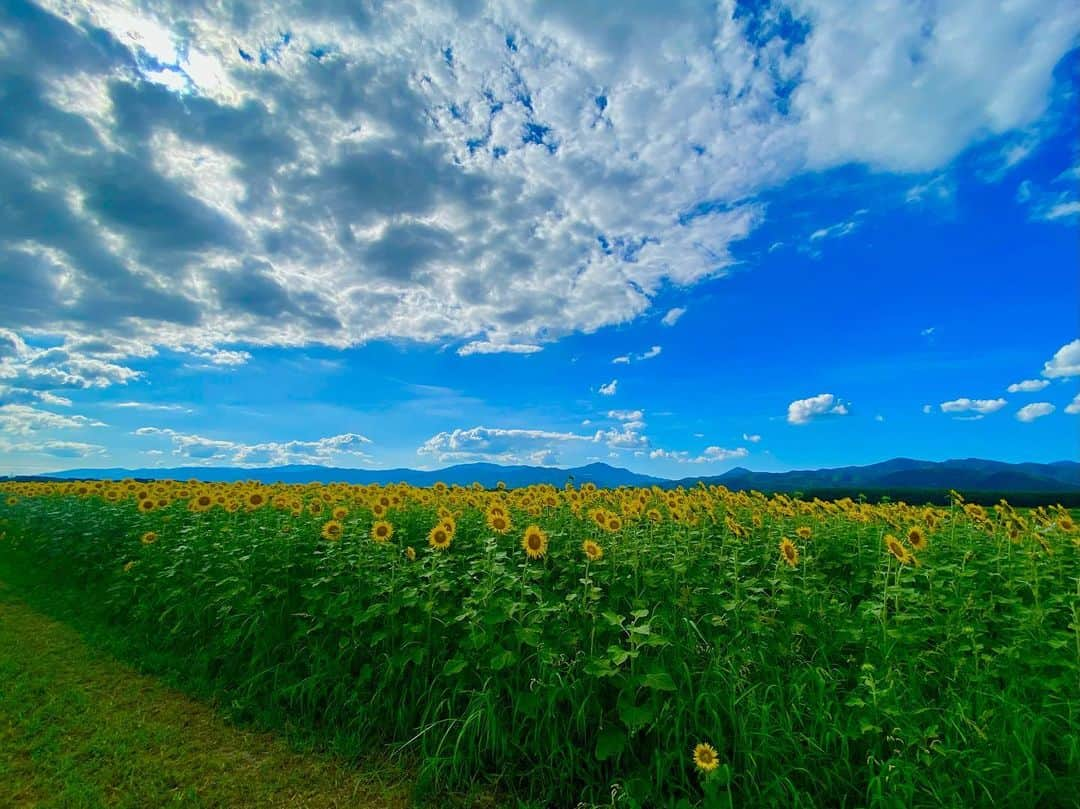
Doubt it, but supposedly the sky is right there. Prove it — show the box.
[0,0,1078,478]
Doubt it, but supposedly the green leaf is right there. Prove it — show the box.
[595,726,627,761]
[641,671,676,691]
[442,657,468,676]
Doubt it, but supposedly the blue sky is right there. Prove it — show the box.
[0,0,1078,476]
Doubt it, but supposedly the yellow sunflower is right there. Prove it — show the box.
[140,531,158,546]
[582,539,603,561]
[521,525,548,559]
[884,534,912,564]
[405,546,416,561]
[332,506,348,520]
[321,520,344,542]
[246,490,266,509]
[428,524,452,551]
[779,537,798,567]
[486,511,511,534]
[907,527,928,552]
[138,498,155,514]
[371,520,394,543]
[693,742,719,773]
[796,526,812,540]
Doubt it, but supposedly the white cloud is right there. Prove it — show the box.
[1065,392,1080,415]
[598,379,618,396]
[111,401,192,412]
[457,341,543,356]
[1041,339,1080,378]
[1015,402,1055,422]
[135,427,372,465]
[939,397,1008,415]
[418,426,592,464]
[809,218,858,242]
[184,348,252,367]
[0,404,106,435]
[787,393,850,425]
[874,414,885,422]
[649,446,748,464]
[639,345,662,360]
[607,409,643,422]
[661,308,687,327]
[906,175,954,206]
[612,346,662,364]
[1007,379,1050,393]
[792,1,1080,173]
[920,326,936,337]
[1,1,1077,363]
[0,440,107,459]
[922,404,932,414]
[742,433,761,443]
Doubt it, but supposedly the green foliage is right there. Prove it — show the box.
[0,487,1077,807]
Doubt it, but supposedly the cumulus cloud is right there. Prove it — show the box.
[0,1,1074,363]
[1065,392,1080,415]
[649,446,748,464]
[1041,339,1080,378]
[939,398,1008,417]
[0,404,106,435]
[134,427,372,465]
[598,379,618,396]
[418,426,592,464]
[661,308,687,327]
[1007,378,1051,393]
[1016,402,1055,422]
[787,393,849,425]
[742,432,761,443]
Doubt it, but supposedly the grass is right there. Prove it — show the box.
[1,480,1078,807]
[0,580,412,808]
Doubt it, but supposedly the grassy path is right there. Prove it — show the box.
[0,583,411,809]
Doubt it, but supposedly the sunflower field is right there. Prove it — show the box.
[1,479,1077,807]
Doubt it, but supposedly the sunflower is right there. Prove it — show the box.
[138,498,155,514]
[796,526,812,540]
[907,527,928,552]
[693,742,720,773]
[308,500,325,516]
[5,496,17,506]
[321,520,344,542]
[582,539,604,562]
[372,502,387,518]
[884,534,912,564]
[779,537,798,567]
[122,560,137,574]
[140,531,158,546]
[332,506,348,520]
[246,490,266,509]
[521,525,548,559]
[371,520,394,543]
[486,511,511,534]
[590,508,610,530]
[405,546,417,561]
[605,514,623,533]
[646,507,662,523]
[428,524,452,551]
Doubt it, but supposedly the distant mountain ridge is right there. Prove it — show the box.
[25,457,1080,493]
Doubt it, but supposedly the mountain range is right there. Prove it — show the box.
[27,457,1080,494]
